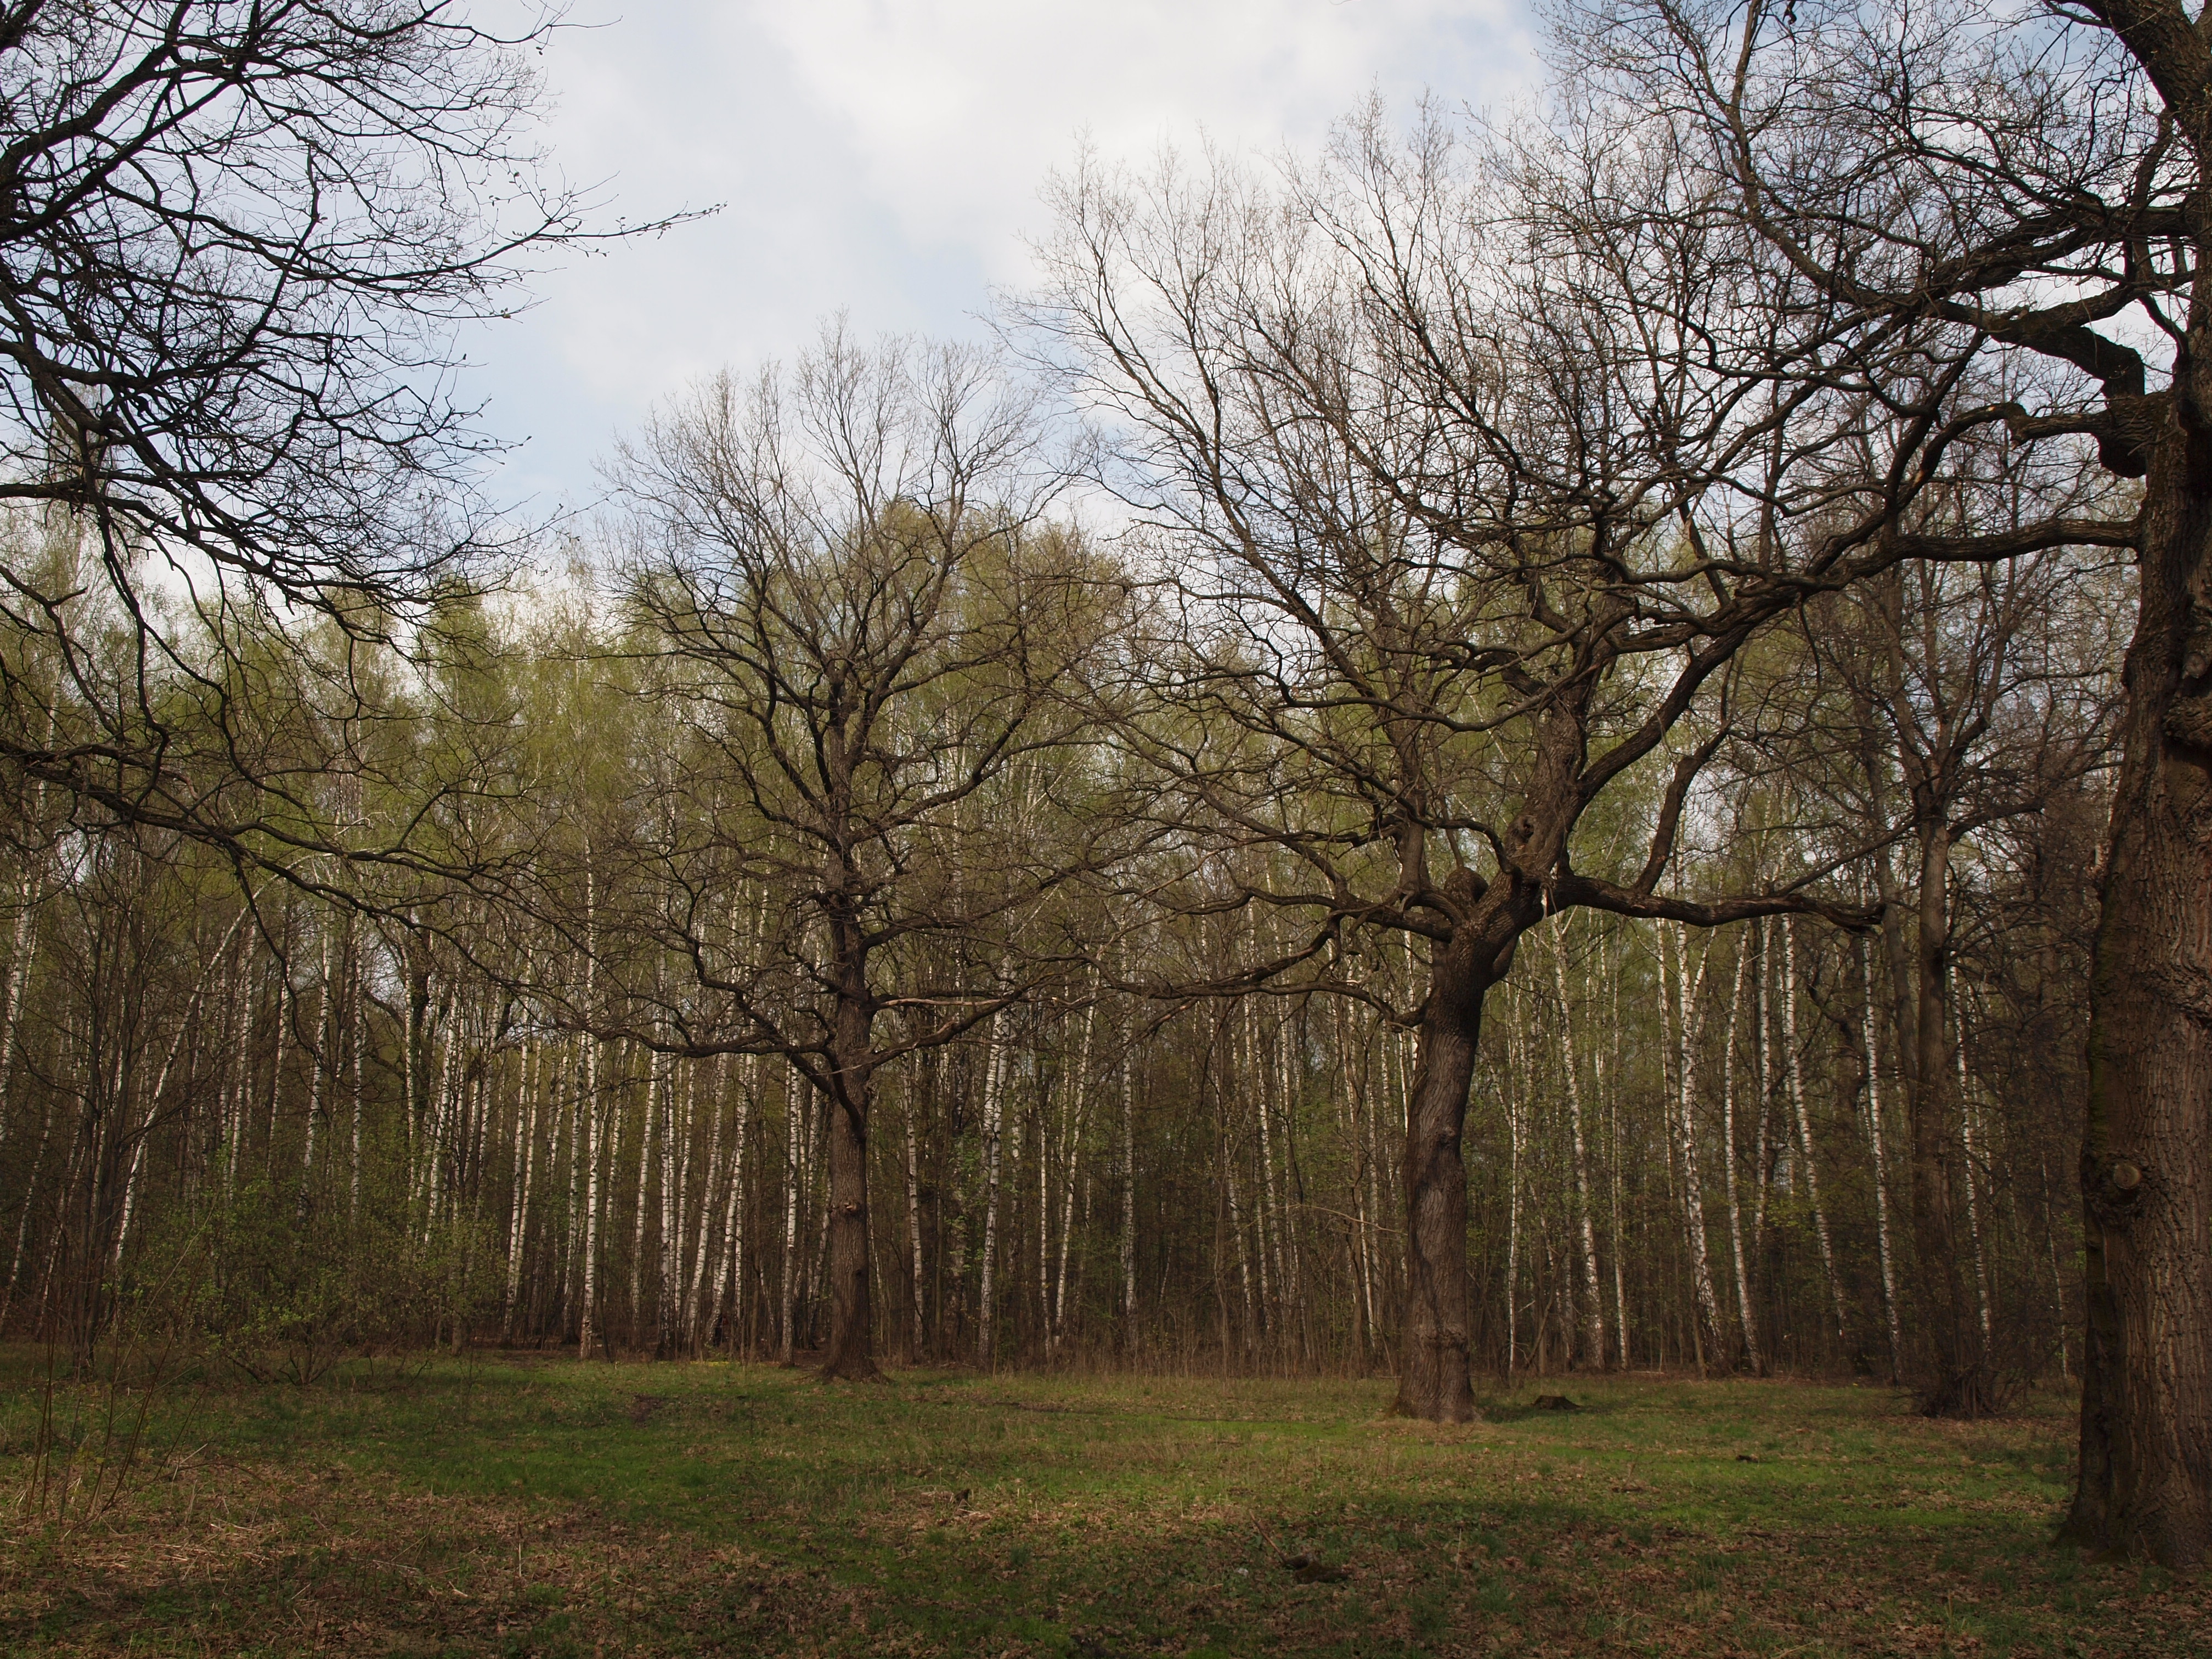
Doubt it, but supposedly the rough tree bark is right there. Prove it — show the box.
[2067,308,2212,1565]
[1395,945,1486,1421]
[818,912,881,1381]
[1556,0,2206,1560]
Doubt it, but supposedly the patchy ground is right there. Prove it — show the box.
[0,1355,2198,1656]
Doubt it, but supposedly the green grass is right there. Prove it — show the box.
[1,1352,2199,1656]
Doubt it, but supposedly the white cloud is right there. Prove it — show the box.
[755,0,1519,262]
[462,1,1535,511]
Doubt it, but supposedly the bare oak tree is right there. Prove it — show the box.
[1017,120,2067,1419]
[0,2,635,891]
[592,330,1119,1379]
[1558,0,2210,1564]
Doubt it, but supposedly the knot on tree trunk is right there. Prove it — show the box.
[2100,393,2162,478]
[2085,1154,2151,1229]
[2163,692,2212,752]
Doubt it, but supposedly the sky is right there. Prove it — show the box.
[460,0,1538,517]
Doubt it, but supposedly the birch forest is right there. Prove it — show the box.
[0,465,2122,1395]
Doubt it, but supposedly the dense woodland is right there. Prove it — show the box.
[0,481,2123,1391]
[0,0,2207,1571]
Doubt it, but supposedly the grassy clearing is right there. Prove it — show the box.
[0,1352,2198,1657]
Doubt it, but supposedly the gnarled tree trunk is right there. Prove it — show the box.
[2067,354,2212,1566]
[1394,956,1483,1423]
[818,923,882,1383]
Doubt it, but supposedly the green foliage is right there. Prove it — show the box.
[161,1181,495,1385]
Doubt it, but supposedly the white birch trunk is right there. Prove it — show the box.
[1599,1039,1628,1369]
[422,1006,457,1241]
[1036,1094,1051,1355]
[1223,1131,1256,1353]
[630,1044,659,1344]
[0,865,37,1145]
[1246,1003,1280,1344]
[300,926,332,1210]
[1666,923,1726,1370]
[1337,1003,1377,1358]
[1505,1005,1524,1377]
[225,937,251,1200]
[1954,1022,1994,1342]
[1858,936,1905,1383]
[348,936,365,1223]
[580,1036,605,1358]
[1239,1023,1270,1340]
[1752,918,1775,1251]
[1051,995,1097,1352]
[114,962,219,1272]
[656,1053,681,1351]
[578,876,605,1359]
[1120,1036,1137,1343]
[1604,933,1630,1368]
[505,1039,540,1335]
[977,1009,1009,1368]
[1550,916,1606,1368]
[904,1056,925,1358]
[1782,918,1851,1351]
[721,1054,757,1352]
[268,963,292,1186]
[1274,1012,1305,1342]
[685,1055,725,1348]
[1720,938,1763,1373]
[780,1064,802,1361]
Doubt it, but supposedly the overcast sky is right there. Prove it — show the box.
[461,1,1537,515]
